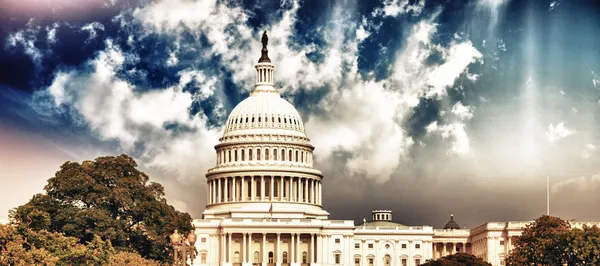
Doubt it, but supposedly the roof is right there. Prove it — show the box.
[359,220,409,229]
[223,92,307,138]
[443,214,461,230]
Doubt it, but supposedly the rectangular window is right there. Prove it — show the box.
[334,254,341,264]
[368,243,373,249]
[355,243,360,249]
[415,244,420,249]
[354,258,360,266]
[401,243,406,249]
[368,258,373,266]
[335,238,340,244]
[201,237,206,243]
[415,259,421,265]
[401,259,407,266]
[201,253,207,264]
[500,240,505,245]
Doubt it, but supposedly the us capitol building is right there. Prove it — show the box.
[190,33,598,266]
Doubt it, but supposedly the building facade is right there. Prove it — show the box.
[190,33,598,266]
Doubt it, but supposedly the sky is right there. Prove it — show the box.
[0,0,599,228]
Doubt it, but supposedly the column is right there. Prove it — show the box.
[262,233,267,265]
[270,176,274,201]
[289,177,293,201]
[291,234,295,263]
[304,178,309,203]
[244,233,248,263]
[442,242,446,257]
[260,176,265,201]
[217,178,222,203]
[312,180,316,204]
[310,233,315,264]
[232,176,237,201]
[226,177,230,202]
[221,233,226,263]
[317,234,323,265]
[507,237,512,253]
[296,234,300,264]
[228,233,232,263]
[279,177,284,201]
[361,240,365,266]
[241,177,246,201]
[462,242,467,253]
[277,233,281,264]
[251,176,255,201]
[249,234,253,264]
[375,240,379,266]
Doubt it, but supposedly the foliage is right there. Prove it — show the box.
[108,251,162,266]
[0,224,162,265]
[10,154,192,262]
[420,253,492,266]
[506,215,600,266]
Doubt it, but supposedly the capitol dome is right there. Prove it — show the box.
[202,32,328,220]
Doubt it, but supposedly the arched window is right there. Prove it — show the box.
[302,252,308,264]
[242,150,245,161]
[249,149,253,160]
[200,251,207,264]
[257,149,261,160]
[254,251,260,263]
[272,116,274,123]
[259,116,261,122]
[274,179,279,197]
[289,150,292,161]
[268,252,274,263]
[278,117,281,123]
[246,117,248,123]
[281,150,285,161]
[265,148,270,160]
[252,117,255,123]
[295,151,299,162]
[284,118,287,124]
[228,150,231,162]
[282,252,288,263]
[384,255,391,266]
[301,151,304,163]
[234,251,241,263]
[274,149,278,160]
[235,150,238,161]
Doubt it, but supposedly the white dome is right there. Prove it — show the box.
[222,91,307,138]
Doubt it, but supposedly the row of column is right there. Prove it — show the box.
[217,147,312,166]
[256,66,274,84]
[433,242,467,259]
[208,176,322,205]
[218,233,319,264]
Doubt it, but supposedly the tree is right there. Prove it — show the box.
[0,224,162,266]
[10,154,192,262]
[420,253,491,266]
[563,225,600,265]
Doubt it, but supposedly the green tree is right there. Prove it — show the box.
[506,215,571,265]
[420,253,491,266]
[0,224,162,266]
[10,154,192,262]
[563,225,600,265]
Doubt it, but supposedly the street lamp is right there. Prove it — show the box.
[170,229,198,266]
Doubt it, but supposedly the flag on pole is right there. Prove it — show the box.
[269,203,273,219]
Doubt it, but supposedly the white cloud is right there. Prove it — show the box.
[582,144,596,159]
[81,22,105,41]
[6,22,43,66]
[372,0,425,18]
[451,102,474,120]
[38,0,483,185]
[545,122,575,144]
[39,40,222,182]
[426,121,471,155]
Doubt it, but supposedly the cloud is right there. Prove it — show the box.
[545,122,575,144]
[6,21,43,66]
[372,0,425,18]
[582,144,596,159]
[81,22,105,41]
[451,102,474,120]
[426,121,471,155]
[552,175,600,195]
[38,40,222,183]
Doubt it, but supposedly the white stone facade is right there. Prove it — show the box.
[190,36,597,266]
